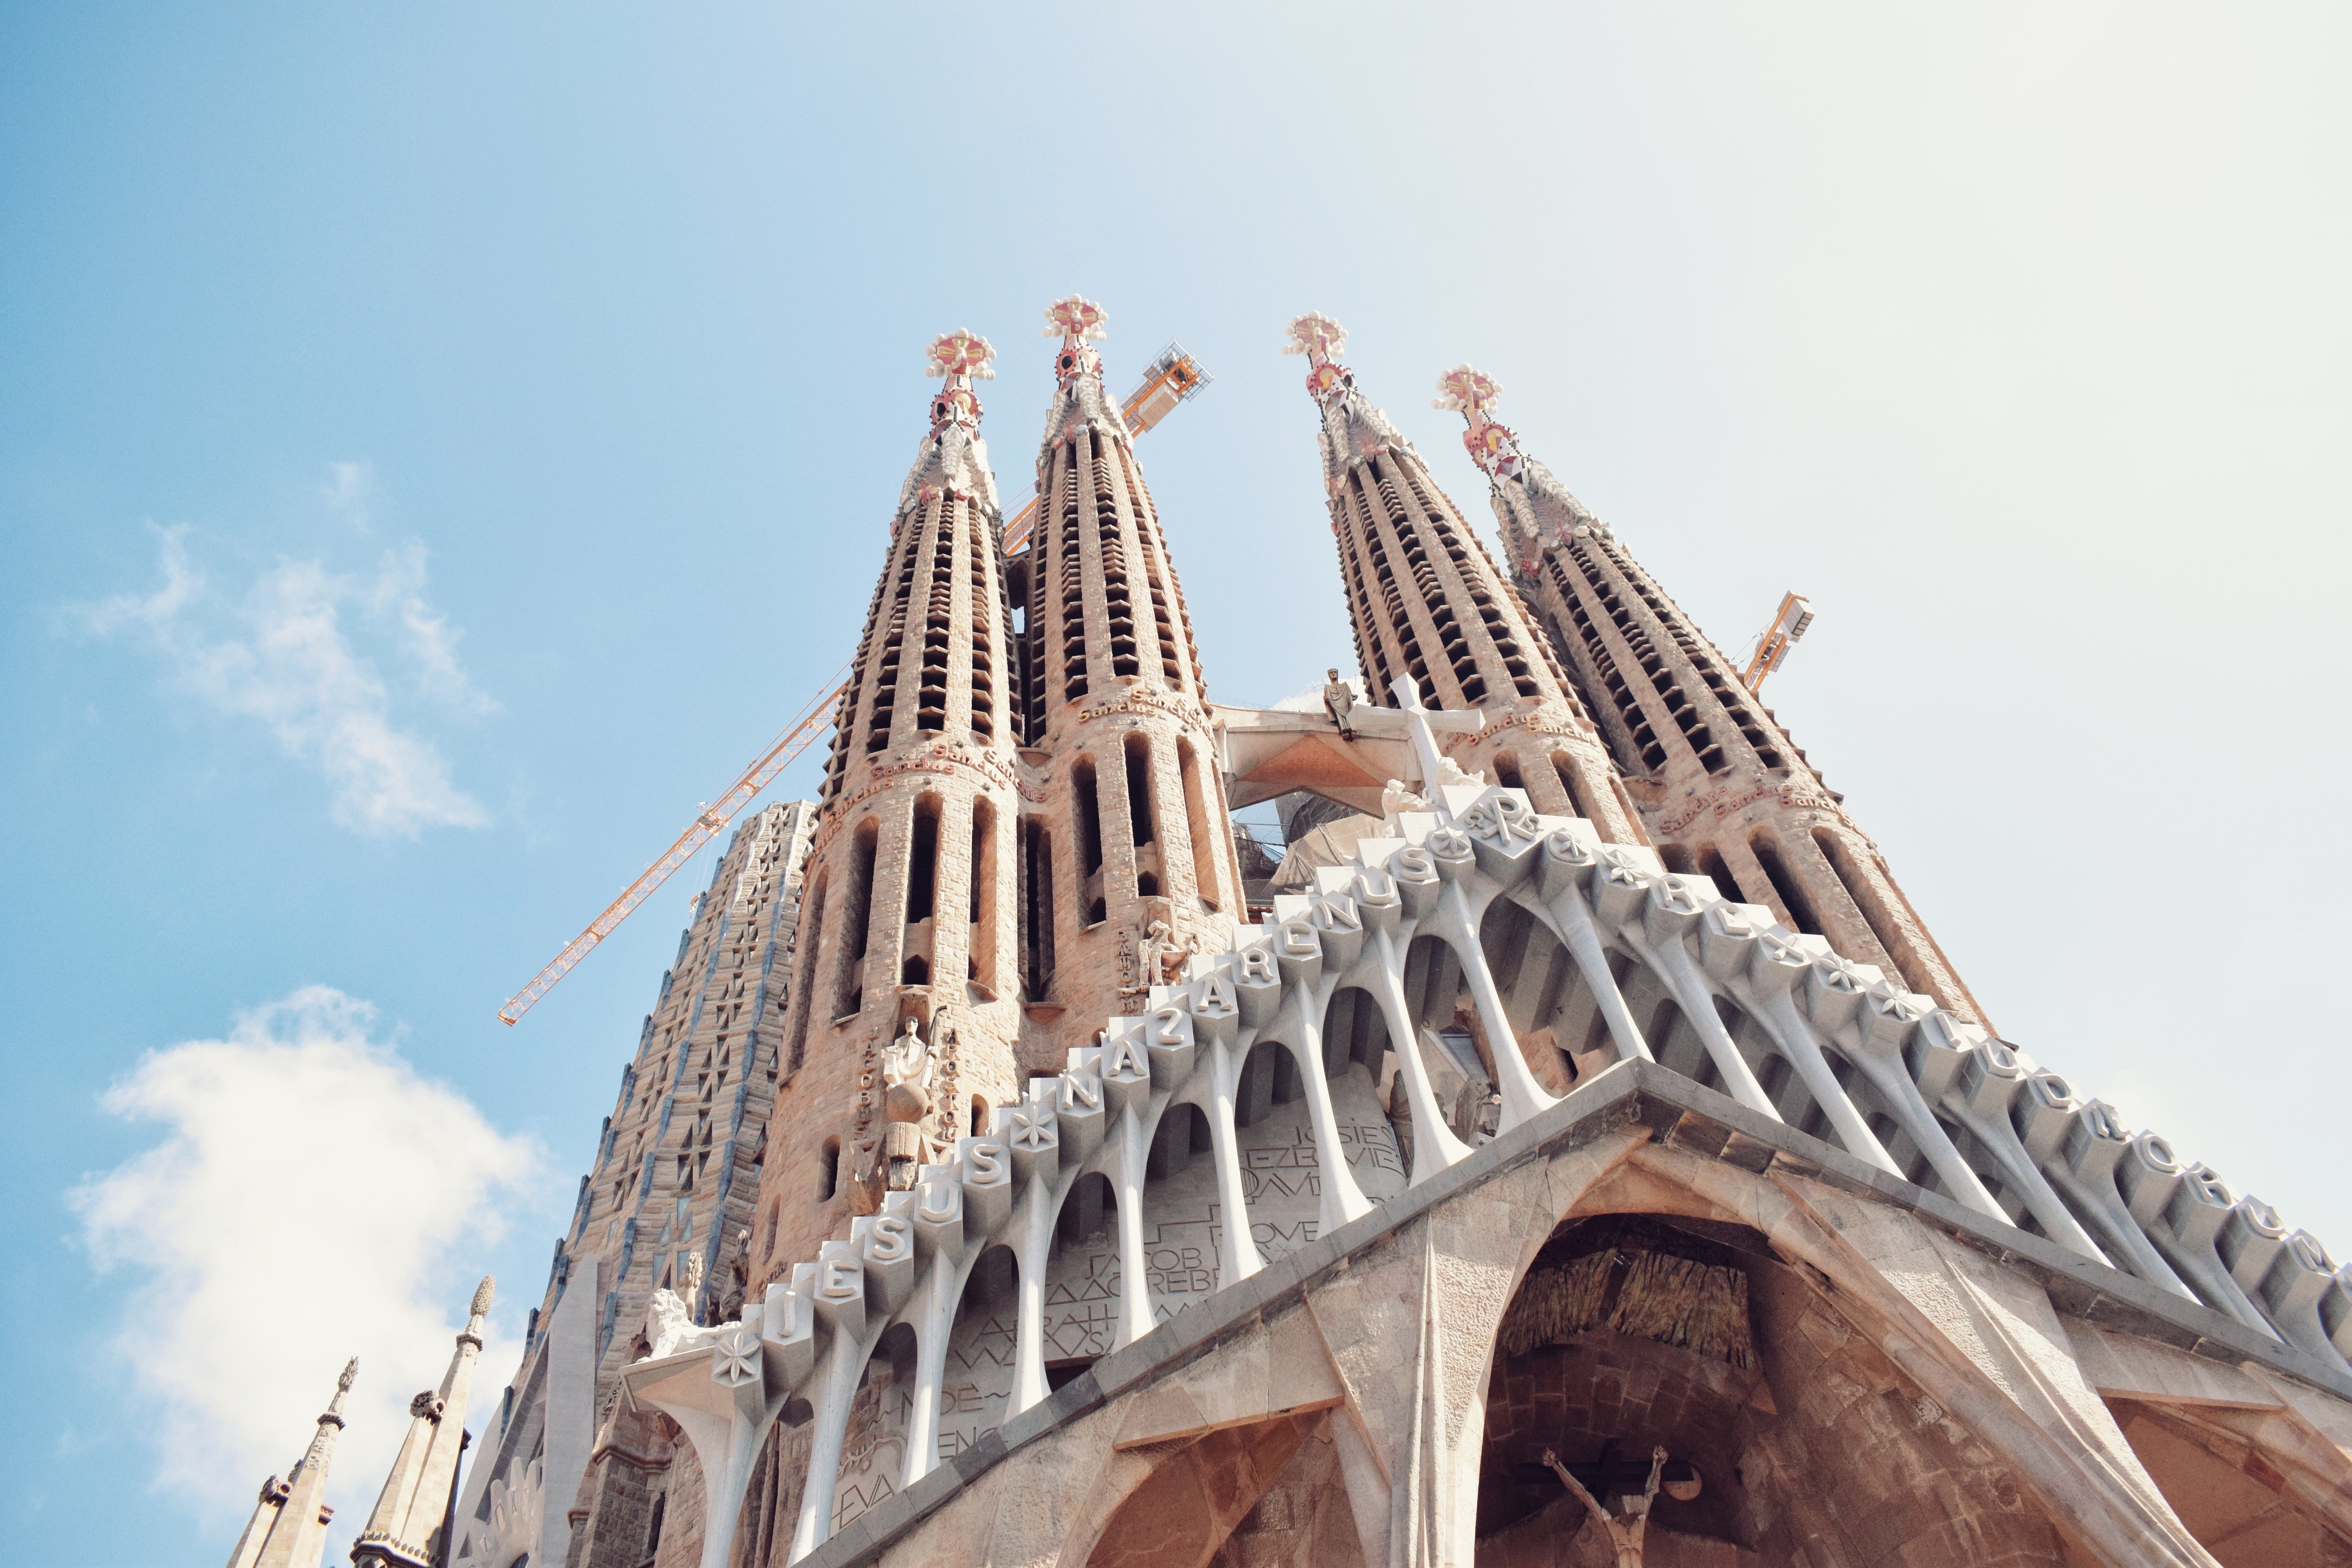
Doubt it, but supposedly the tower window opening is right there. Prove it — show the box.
[836,820,879,1018]
[1697,844,1745,905]
[905,799,940,924]
[1021,820,1056,1000]
[1073,758,1105,877]
[1547,751,1614,842]
[817,1136,840,1201]
[1749,831,1823,937]
[1814,828,1936,996]
[1122,733,1156,847]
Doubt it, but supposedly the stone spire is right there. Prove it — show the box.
[351,1278,493,1568]
[1019,295,1239,1062]
[1438,365,1989,1024]
[225,1357,356,1568]
[760,330,1027,1272]
[1284,315,1644,844]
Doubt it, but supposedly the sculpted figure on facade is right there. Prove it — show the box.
[1543,1445,1670,1568]
[879,1014,936,1191]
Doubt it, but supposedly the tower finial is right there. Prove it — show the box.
[1285,314,1358,411]
[1284,311,1347,363]
[1043,295,1107,344]
[1043,296,1109,392]
[925,329,996,382]
[1434,364,1524,482]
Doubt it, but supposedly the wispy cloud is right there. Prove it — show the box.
[70,988,541,1546]
[83,474,497,836]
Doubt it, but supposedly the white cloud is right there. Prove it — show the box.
[71,988,542,1548]
[85,501,495,836]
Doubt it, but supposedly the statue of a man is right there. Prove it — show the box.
[1322,668,1357,740]
[883,1015,937,1118]
[1541,1446,1668,1568]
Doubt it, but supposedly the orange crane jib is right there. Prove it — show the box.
[1001,341,1210,556]
[496,666,849,1025]
[1738,592,1815,694]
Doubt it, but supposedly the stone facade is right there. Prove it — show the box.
[1011,297,1242,1068]
[311,303,2352,1568]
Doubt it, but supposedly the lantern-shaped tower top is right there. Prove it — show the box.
[1039,294,1127,447]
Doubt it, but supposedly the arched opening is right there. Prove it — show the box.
[832,1321,919,1534]
[969,1094,991,1138]
[1813,828,1936,997]
[1177,737,1223,912]
[1696,843,1744,905]
[938,1245,1020,1462]
[1122,733,1156,846]
[2103,1398,2350,1566]
[1147,1102,1213,1180]
[836,820,880,1018]
[1477,1210,2073,1565]
[1021,820,1055,1000]
[1548,750,1611,840]
[1073,757,1106,927]
[817,1137,841,1203]
[1478,895,1594,1094]
[1235,1039,1302,1128]
[1644,995,1717,1091]
[1320,985,1390,1081]
[1320,987,1409,1196]
[1748,831,1822,938]
[1046,1173,1121,1380]
[1492,751,1525,791]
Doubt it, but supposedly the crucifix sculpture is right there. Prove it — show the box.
[1541,1446,1668,1568]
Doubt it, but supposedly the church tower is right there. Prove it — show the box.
[1015,297,1241,1061]
[1437,363,1988,1023]
[1283,314,1644,845]
[760,329,1028,1274]
[352,1279,493,1568]
[223,1357,355,1568]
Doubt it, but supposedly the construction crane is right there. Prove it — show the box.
[1001,341,1210,554]
[498,344,1214,1026]
[497,665,849,1025]
[1738,592,1815,693]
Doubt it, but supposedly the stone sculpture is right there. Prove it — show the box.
[1322,667,1357,739]
[1542,1445,1668,1568]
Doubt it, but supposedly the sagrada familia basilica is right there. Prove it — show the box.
[230,301,2352,1568]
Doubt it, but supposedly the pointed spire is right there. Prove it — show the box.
[1432,363,1604,573]
[1040,294,1128,447]
[352,1278,493,1568]
[1284,311,1410,494]
[225,1357,357,1568]
[895,329,1000,522]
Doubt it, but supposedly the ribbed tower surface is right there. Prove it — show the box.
[1438,363,1988,1025]
[768,327,1029,1267]
[1014,297,1241,1065]
[1284,314,1645,846]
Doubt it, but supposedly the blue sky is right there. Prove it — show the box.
[5,5,2347,1563]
